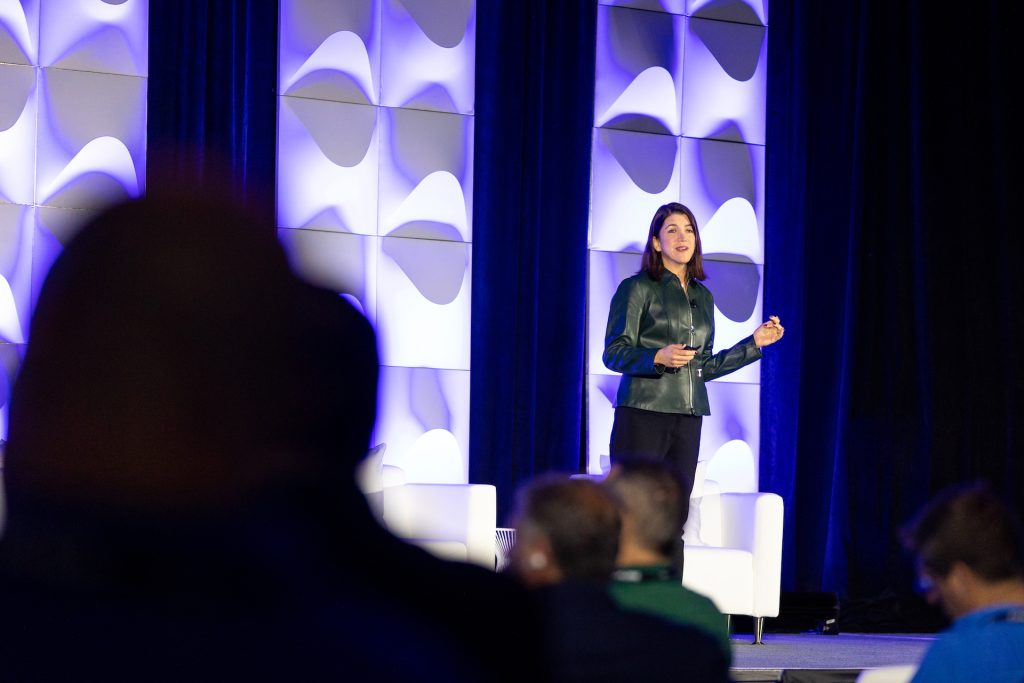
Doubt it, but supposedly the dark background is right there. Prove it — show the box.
[149,0,1024,631]
[762,0,1024,629]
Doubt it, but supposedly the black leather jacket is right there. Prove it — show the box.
[602,271,761,416]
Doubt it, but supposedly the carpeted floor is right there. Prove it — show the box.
[729,633,934,682]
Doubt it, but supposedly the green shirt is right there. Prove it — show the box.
[609,564,732,663]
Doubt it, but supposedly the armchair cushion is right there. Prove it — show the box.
[382,482,497,569]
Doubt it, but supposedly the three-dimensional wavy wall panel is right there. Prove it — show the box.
[0,0,148,441]
[277,0,475,483]
[589,0,767,488]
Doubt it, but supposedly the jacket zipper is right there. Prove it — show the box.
[685,281,695,414]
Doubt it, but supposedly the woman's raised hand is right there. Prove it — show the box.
[753,315,785,348]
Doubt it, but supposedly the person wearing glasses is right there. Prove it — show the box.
[901,484,1024,683]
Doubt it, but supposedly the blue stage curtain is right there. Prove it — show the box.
[147,1,278,222]
[765,0,1024,624]
[470,0,597,523]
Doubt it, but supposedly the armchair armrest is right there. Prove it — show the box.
[718,492,784,616]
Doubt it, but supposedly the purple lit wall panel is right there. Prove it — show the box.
[702,380,760,492]
[589,6,765,474]
[36,68,146,209]
[0,1,147,445]
[277,97,379,234]
[687,0,767,25]
[0,0,39,66]
[378,107,472,242]
[39,0,148,77]
[278,0,475,482]
[588,373,618,474]
[0,65,36,206]
[591,127,680,253]
[377,236,470,371]
[598,0,687,15]
[279,0,379,105]
[277,228,378,323]
[0,342,25,448]
[0,203,32,345]
[588,249,642,377]
[680,16,767,144]
[600,0,768,21]
[380,0,474,114]
[374,365,470,484]
[595,6,682,135]
[701,257,763,385]
[680,136,764,265]
[32,206,99,309]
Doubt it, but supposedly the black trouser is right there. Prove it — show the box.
[609,406,703,527]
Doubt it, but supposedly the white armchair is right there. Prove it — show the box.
[356,444,498,569]
[682,461,784,645]
[382,481,497,568]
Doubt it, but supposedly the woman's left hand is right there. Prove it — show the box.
[753,315,784,348]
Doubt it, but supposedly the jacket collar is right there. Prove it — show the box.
[659,270,692,288]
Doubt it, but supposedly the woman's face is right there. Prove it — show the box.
[653,212,695,273]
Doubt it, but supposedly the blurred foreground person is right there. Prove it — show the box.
[603,458,731,660]
[902,484,1024,683]
[0,193,540,681]
[509,475,728,683]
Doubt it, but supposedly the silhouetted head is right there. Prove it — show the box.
[604,458,686,561]
[902,484,1024,617]
[510,475,621,587]
[4,193,378,526]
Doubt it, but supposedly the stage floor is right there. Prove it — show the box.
[729,632,934,682]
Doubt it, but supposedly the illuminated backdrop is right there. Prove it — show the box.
[0,0,763,488]
[0,0,148,441]
[277,0,475,483]
[589,0,768,489]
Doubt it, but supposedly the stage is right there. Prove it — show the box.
[729,633,932,682]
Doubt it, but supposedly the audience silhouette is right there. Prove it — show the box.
[0,192,541,681]
[902,484,1024,683]
[508,474,729,682]
[603,458,731,660]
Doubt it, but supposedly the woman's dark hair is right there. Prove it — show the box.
[640,202,705,282]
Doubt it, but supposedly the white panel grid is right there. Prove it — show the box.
[36,67,147,210]
[0,64,36,207]
[590,127,681,253]
[379,0,475,114]
[680,15,767,144]
[0,2,148,441]
[373,365,471,484]
[277,0,475,483]
[38,0,148,77]
[589,2,766,477]
[279,0,381,105]
[277,228,379,324]
[277,96,380,234]
[595,3,768,27]
[0,203,32,345]
[0,0,39,67]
